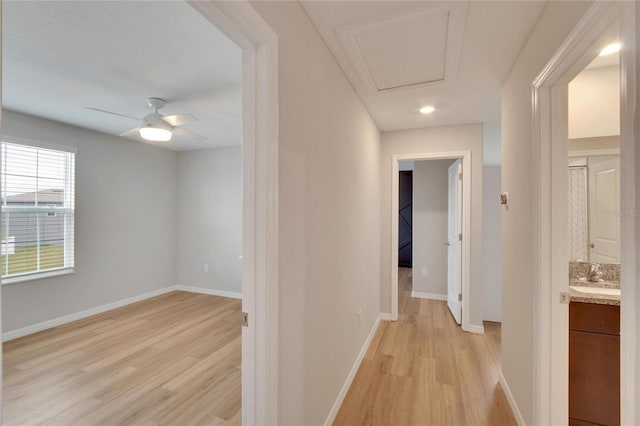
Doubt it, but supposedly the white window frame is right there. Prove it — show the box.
[1,136,76,285]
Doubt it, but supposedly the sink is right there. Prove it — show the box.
[570,286,621,296]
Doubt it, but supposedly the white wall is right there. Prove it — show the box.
[501,1,592,423]
[411,159,453,298]
[176,147,241,294]
[569,65,620,139]
[482,121,502,322]
[628,6,640,424]
[1,110,178,333]
[381,124,484,328]
[483,119,502,166]
[249,3,382,425]
[483,166,501,322]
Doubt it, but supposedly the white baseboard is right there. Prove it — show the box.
[323,313,384,425]
[379,312,393,321]
[464,323,485,334]
[2,287,176,342]
[499,371,526,426]
[175,285,242,300]
[411,290,447,301]
[3,284,243,342]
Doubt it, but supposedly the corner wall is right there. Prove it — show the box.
[501,1,592,422]
[249,2,382,424]
[569,65,620,139]
[1,110,178,333]
[483,166,502,322]
[176,147,242,295]
[381,124,484,328]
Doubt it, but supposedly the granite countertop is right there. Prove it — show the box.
[569,281,620,306]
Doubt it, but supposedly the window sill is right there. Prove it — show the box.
[2,268,75,285]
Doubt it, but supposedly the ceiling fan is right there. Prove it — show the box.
[87,97,204,142]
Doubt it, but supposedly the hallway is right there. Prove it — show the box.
[334,268,516,425]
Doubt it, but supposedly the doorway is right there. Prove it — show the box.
[398,170,413,268]
[390,151,474,332]
[171,7,281,423]
[532,2,637,424]
[0,1,279,425]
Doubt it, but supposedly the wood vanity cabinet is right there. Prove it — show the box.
[569,302,620,426]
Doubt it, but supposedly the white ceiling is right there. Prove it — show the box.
[353,10,449,90]
[2,1,242,151]
[585,50,619,70]
[301,1,547,132]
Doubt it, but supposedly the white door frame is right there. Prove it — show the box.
[187,3,279,425]
[619,4,639,424]
[390,151,473,332]
[531,2,638,424]
[0,2,4,422]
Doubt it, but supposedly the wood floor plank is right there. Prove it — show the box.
[3,291,242,426]
[333,268,517,426]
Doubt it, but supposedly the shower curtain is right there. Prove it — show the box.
[568,166,588,261]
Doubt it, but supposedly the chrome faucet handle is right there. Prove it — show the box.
[588,263,603,282]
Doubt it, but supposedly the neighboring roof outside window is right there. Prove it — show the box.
[3,188,64,205]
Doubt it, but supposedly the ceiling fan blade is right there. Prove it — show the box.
[87,107,141,121]
[172,127,205,142]
[162,114,198,127]
[119,127,141,138]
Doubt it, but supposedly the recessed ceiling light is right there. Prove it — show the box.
[599,42,621,56]
[420,106,435,114]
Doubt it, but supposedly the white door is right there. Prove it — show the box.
[588,156,620,263]
[447,160,462,324]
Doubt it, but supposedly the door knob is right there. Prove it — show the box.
[589,243,595,248]
[444,242,450,246]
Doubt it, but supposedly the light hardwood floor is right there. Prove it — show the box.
[333,268,516,426]
[3,291,241,426]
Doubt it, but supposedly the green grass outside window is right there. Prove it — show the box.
[1,245,65,276]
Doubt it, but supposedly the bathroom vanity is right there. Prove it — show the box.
[568,262,620,426]
[567,126,621,424]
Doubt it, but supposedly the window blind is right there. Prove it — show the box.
[1,141,75,280]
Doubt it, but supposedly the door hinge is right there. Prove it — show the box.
[459,172,463,181]
[458,233,462,241]
[458,293,463,302]
[242,312,249,327]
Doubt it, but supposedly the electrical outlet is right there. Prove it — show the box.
[421,268,427,277]
[357,309,362,324]
[204,264,209,272]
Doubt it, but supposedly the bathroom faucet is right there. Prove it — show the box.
[588,264,604,282]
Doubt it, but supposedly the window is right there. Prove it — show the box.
[1,141,75,283]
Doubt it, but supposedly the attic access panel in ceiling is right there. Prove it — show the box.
[337,4,468,94]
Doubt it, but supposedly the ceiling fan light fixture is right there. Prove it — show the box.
[139,124,172,142]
